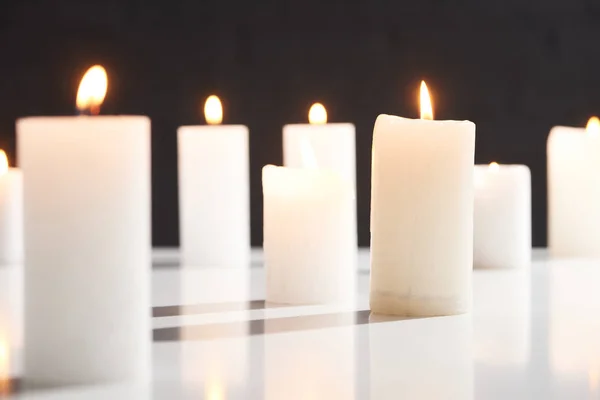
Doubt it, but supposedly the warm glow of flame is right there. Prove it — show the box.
[204,95,223,125]
[489,161,500,172]
[206,381,224,400]
[587,116,600,135]
[76,65,108,115]
[420,81,434,120]
[589,366,600,393]
[0,151,9,176]
[300,136,318,169]
[308,103,327,124]
[0,339,9,395]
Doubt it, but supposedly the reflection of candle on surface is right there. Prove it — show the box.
[283,102,358,264]
[18,65,151,385]
[0,151,22,265]
[263,137,355,304]
[548,117,600,257]
[370,314,472,399]
[178,95,250,267]
[370,81,476,316]
[265,314,355,399]
[473,162,531,269]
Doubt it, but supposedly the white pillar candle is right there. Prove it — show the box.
[0,151,22,265]
[262,165,355,304]
[283,103,360,269]
[178,95,250,267]
[0,266,23,380]
[473,163,531,269]
[548,117,600,257]
[17,66,150,386]
[370,82,475,317]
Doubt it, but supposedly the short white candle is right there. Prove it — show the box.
[262,165,355,305]
[473,163,531,269]
[370,82,475,317]
[0,151,22,265]
[17,66,150,386]
[283,103,359,269]
[178,95,250,267]
[548,117,600,257]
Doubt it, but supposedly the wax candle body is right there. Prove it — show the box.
[178,125,249,267]
[283,123,360,267]
[370,115,475,317]
[17,116,151,386]
[473,165,531,269]
[0,170,22,265]
[263,165,355,304]
[548,126,600,257]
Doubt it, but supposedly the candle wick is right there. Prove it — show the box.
[77,105,101,116]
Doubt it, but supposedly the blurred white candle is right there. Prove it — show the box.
[178,95,250,267]
[283,103,358,262]
[473,163,531,269]
[262,164,355,305]
[0,151,22,265]
[370,82,475,317]
[548,117,600,257]
[17,66,150,386]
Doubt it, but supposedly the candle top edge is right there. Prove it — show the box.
[178,124,249,130]
[17,115,149,120]
[377,114,475,126]
[474,163,529,168]
[283,122,355,128]
[549,125,587,133]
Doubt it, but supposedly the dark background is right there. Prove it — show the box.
[1,0,599,247]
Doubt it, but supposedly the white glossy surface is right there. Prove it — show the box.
[1,249,600,398]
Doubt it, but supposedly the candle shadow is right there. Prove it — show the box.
[152,300,295,317]
[153,309,429,342]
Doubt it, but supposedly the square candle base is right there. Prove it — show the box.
[370,291,471,317]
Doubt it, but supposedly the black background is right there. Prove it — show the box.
[1,0,600,247]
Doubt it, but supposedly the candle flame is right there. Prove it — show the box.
[489,161,500,172]
[308,103,327,124]
[420,81,434,120]
[0,151,9,176]
[204,95,223,125]
[587,116,600,135]
[76,65,108,115]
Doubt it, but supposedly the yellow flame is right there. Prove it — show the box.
[420,81,434,120]
[76,65,108,115]
[0,151,9,176]
[308,103,327,124]
[204,95,223,125]
[587,116,600,135]
[489,161,500,172]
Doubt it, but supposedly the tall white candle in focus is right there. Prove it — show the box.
[283,104,357,239]
[18,66,151,386]
[0,151,22,265]
[473,163,531,269]
[178,95,250,267]
[263,164,355,305]
[370,82,475,317]
[548,117,600,257]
